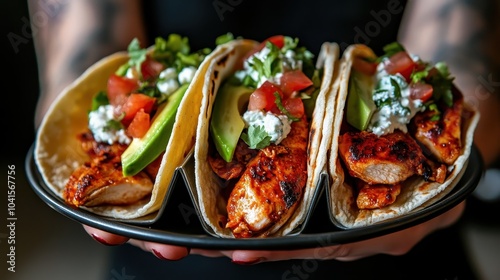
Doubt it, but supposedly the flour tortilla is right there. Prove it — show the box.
[326,44,480,228]
[193,39,339,237]
[34,45,223,219]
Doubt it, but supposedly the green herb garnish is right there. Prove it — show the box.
[274,92,300,121]
[90,91,109,111]
[241,125,272,149]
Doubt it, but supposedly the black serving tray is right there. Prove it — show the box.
[25,143,483,250]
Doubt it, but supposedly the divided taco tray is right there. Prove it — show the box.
[26,142,483,249]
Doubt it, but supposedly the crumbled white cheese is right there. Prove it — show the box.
[157,67,179,96]
[88,105,131,145]
[242,110,292,144]
[282,49,302,71]
[368,74,424,136]
[237,45,302,87]
[178,66,197,84]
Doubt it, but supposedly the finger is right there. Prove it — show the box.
[230,246,345,264]
[190,248,231,258]
[230,202,466,263]
[134,241,190,261]
[83,225,129,246]
[335,202,466,261]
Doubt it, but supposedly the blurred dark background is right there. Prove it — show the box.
[2,3,112,280]
[3,1,38,159]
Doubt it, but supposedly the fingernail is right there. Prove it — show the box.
[151,248,185,261]
[152,249,169,260]
[91,234,113,246]
[232,257,265,265]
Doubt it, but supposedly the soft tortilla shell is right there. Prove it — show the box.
[327,44,480,228]
[35,47,217,219]
[194,40,339,237]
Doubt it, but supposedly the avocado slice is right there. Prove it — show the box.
[346,70,376,131]
[121,83,189,177]
[210,82,253,162]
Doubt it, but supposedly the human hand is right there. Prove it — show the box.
[83,201,465,264]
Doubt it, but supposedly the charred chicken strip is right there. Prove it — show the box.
[355,180,401,209]
[78,132,128,163]
[225,116,309,238]
[63,132,154,207]
[63,161,153,207]
[338,130,428,185]
[416,158,447,184]
[208,140,259,180]
[412,97,463,165]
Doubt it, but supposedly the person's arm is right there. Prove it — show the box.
[28,0,147,127]
[398,0,500,167]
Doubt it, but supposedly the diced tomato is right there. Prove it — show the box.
[126,108,150,138]
[248,81,283,112]
[352,56,378,76]
[141,56,165,80]
[410,83,433,102]
[244,35,286,62]
[120,93,156,126]
[279,70,313,97]
[261,35,285,49]
[107,74,139,107]
[283,97,305,119]
[383,51,417,82]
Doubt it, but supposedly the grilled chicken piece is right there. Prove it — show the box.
[63,132,154,207]
[338,130,428,185]
[63,161,153,207]
[411,97,463,165]
[225,116,309,238]
[208,140,259,180]
[355,180,401,209]
[78,132,128,162]
[416,158,447,184]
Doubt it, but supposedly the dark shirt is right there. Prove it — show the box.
[142,0,407,55]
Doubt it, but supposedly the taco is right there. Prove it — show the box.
[34,34,218,219]
[193,35,339,238]
[326,43,480,228]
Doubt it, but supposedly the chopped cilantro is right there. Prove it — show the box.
[426,102,441,121]
[375,41,406,63]
[238,36,315,89]
[215,32,234,45]
[410,64,431,84]
[241,125,272,149]
[104,119,124,132]
[126,38,148,76]
[383,42,406,56]
[152,34,210,73]
[274,92,300,121]
[90,91,109,111]
[389,77,402,99]
[425,62,454,107]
